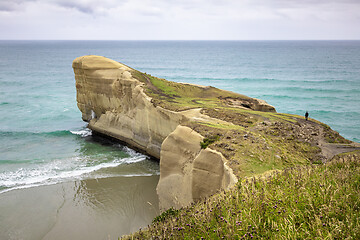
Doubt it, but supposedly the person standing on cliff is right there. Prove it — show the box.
[305,111,309,121]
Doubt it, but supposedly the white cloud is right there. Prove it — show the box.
[0,0,359,39]
[52,0,128,14]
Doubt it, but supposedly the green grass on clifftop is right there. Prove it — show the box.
[124,68,360,239]
[131,68,351,178]
[123,151,360,239]
[131,70,251,111]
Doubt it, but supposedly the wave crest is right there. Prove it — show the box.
[70,129,92,137]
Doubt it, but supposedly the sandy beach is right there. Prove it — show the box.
[0,175,159,240]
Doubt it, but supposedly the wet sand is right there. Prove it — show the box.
[0,175,159,240]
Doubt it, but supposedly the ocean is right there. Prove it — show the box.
[0,40,359,239]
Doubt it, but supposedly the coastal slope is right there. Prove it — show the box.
[73,55,360,210]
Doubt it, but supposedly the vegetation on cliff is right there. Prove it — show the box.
[131,69,354,178]
[131,70,255,112]
[123,151,360,239]
[125,68,360,239]
[74,56,359,238]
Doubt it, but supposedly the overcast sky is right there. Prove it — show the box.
[0,0,360,40]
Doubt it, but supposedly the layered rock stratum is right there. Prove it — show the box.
[73,55,360,211]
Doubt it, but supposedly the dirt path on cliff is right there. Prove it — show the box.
[299,118,360,161]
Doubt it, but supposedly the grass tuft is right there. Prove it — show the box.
[153,208,179,223]
[200,135,220,149]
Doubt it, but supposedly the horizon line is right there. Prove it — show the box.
[1,39,360,41]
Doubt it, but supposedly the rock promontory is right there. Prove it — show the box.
[73,55,360,211]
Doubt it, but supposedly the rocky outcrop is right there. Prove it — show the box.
[73,55,186,158]
[73,55,250,209]
[157,125,237,210]
[73,55,359,211]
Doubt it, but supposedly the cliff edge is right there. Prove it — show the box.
[73,55,360,211]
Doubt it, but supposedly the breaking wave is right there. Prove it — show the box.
[0,146,151,194]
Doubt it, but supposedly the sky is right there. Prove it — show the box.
[0,0,360,40]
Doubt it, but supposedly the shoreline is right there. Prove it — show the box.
[0,175,159,240]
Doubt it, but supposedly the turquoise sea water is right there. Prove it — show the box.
[0,40,359,193]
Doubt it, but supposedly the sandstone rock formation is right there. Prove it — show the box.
[73,55,185,159]
[157,125,237,210]
[73,55,360,211]
[73,55,257,209]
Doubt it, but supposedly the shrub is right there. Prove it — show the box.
[200,135,220,149]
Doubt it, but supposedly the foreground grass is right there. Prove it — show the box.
[124,153,360,239]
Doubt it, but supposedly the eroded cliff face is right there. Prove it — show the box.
[157,125,237,210]
[73,55,186,158]
[73,55,359,212]
[73,55,246,210]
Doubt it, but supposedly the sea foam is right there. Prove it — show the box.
[0,147,149,194]
[70,129,92,137]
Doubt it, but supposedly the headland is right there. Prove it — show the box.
[73,55,360,214]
